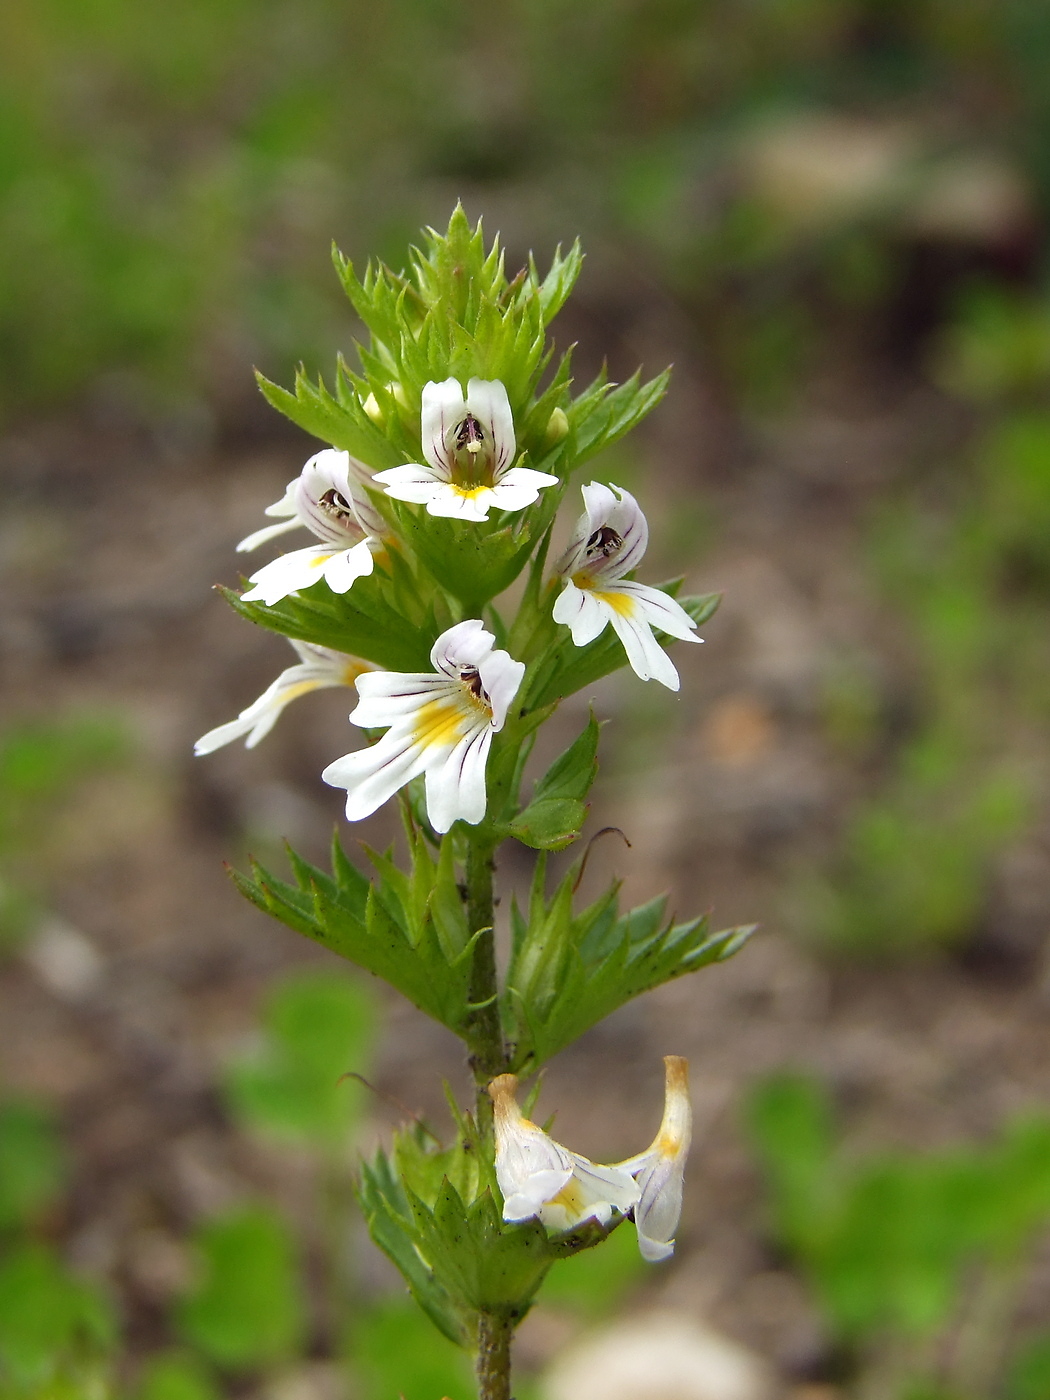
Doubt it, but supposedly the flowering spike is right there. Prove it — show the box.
[199,214,753,1396]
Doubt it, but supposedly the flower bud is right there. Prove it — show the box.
[544,406,569,446]
[362,382,408,426]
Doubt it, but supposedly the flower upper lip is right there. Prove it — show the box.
[292,451,385,545]
[373,378,558,522]
[233,449,384,608]
[237,448,385,555]
[424,377,515,486]
[556,481,649,582]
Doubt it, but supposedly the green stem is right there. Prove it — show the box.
[464,836,505,1132]
[463,839,515,1400]
[475,1311,513,1400]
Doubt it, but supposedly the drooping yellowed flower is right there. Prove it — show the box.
[488,1074,640,1233]
[614,1056,692,1261]
[488,1057,692,1259]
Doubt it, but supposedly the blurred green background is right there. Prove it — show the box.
[5,0,1050,424]
[4,1,1050,1397]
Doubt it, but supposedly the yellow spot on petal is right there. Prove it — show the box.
[342,661,372,687]
[451,485,490,501]
[592,589,636,617]
[308,551,335,571]
[547,1178,588,1214]
[412,696,471,751]
[280,680,323,704]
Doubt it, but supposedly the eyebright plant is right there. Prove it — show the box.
[197,207,754,1400]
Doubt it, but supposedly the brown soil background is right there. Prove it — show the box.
[3,281,1050,1390]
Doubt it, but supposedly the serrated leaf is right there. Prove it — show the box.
[232,845,480,1038]
[407,1178,552,1316]
[221,573,435,672]
[504,866,754,1069]
[255,368,399,469]
[357,1155,470,1348]
[394,490,560,607]
[531,241,583,323]
[429,835,473,961]
[505,714,599,849]
[506,797,588,851]
[569,369,670,469]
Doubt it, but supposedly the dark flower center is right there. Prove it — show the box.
[318,488,356,525]
[456,414,486,455]
[585,525,623,561]
[459,665,488,702]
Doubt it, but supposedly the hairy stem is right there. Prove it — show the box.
[464,841,515,1400]
[476,1311,514,1400]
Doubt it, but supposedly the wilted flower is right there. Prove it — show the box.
[614,1056,692,1262]
[321,619,524,833]
[194,640,372,754]
[488,1074,640,1233]
[489,1057,692,1259]
[237,448,385,606]
[553,482,701,691]
[373,378,558,522]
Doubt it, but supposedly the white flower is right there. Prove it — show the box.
[488,1074,641,1233]
[552,482,702,691]
[372,378,558,523]
[194,641,372,754]
[615,1056,692,1262]
[237,449,386,607]
[489,1057,692,1260]
[320,620,524,834]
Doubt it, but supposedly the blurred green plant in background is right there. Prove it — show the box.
[0,968,647,1399]
[748,1075,1050,1400]
[0,716,129,950]
[799,277,1050,957]
[0,1098,118,1397]
[6,0,1050,422]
